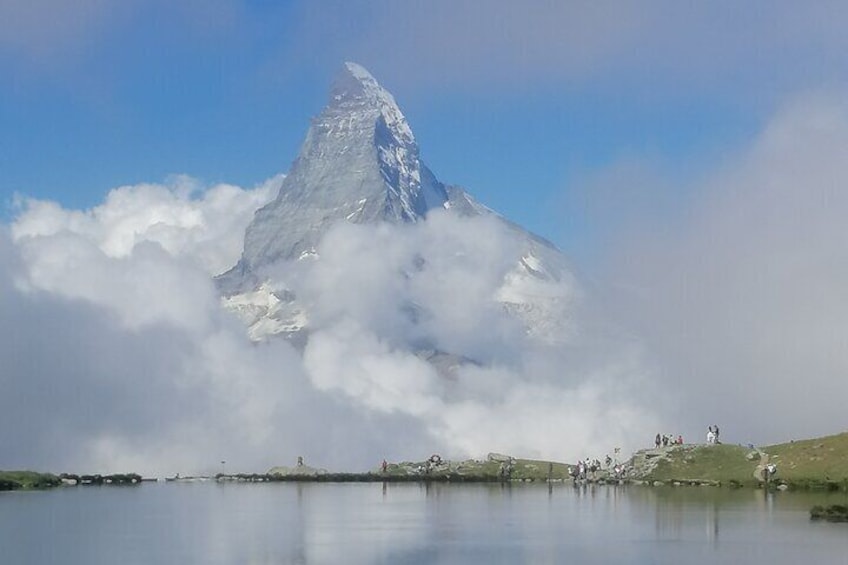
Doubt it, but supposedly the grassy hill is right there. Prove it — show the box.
[764,432,848,487]
[634,431,848,489]
[634,444,757,484]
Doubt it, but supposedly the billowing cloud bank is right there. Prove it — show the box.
[4,93,846,476]
[2,173,654,476]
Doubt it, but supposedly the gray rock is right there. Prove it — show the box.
[218,62,448,291]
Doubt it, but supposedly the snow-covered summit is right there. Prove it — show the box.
[342,61,377,85]
[332,62,414,142]
[329,62,415,144]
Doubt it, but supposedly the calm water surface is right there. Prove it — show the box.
[1,482,846,564]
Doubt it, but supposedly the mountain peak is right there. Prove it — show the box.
[341,61,379,88]
[333,62,389,101]
[329,62,413,143]
[217,63,448,288]
[217,64,574,351]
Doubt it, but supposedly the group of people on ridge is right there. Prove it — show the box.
[654,433,683,448]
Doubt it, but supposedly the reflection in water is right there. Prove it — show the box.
[706,501,719,547]
[1,482,847,564]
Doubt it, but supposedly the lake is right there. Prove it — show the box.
[1,481,846,564]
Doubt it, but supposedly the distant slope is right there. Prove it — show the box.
[631,430,848,486]
[765,431,848,484]
[631,444,758,483]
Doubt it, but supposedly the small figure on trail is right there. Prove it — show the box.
[499,460,513,480]
[662,435,669,447]
[381,459,388,473]
[706,427,716,444]
[714,425,720,444]
[297,456,304,467]
[677,435,683,445]
[655,433,661,448]
[764,463,777,482]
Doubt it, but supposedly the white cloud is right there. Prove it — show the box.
[287,211,529,359]
[304,319,444,417]
[13,175,277,276]
[281,210,657,461]
[3,172,658,474]
[584,91,848,445]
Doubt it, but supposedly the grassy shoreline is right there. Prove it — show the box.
[628,431,848,490]
[4,431,847,491]
[0,471,61,491]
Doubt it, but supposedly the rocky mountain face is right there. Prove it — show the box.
[218,63,575,351]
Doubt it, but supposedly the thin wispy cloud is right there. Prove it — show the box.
[287,1,848,102]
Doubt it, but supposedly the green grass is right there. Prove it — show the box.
[638,431,848,489]
[382,457,573,481]
[0,470,61,490]
[640,444,760,484]
[508,458,572,481]
[764,431,848,487]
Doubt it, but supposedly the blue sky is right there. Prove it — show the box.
[7,1,843,256]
